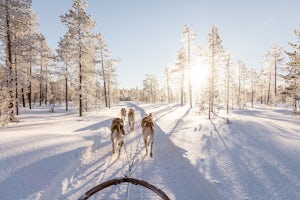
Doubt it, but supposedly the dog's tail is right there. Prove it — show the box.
[150,122,155,133]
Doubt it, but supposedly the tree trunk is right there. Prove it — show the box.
[107,63,111,108]
[274,59,277,106]
[21,87,25,107]
[226,62,229,115]
[79,62,82,116]
[5,2,15,121]
[180,65,184,106]
[65,64,68,111]
[15,53,19,115]
[187,34,192,108]
[45,66,48,105]
[267,72,271,105]
[101,50,108,107]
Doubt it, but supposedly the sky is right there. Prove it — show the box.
[32,0,300,89]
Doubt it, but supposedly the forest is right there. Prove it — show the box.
[0,0,299,126]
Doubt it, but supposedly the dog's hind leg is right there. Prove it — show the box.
[117,140,123,159]
[149,135,154,158]
[143,136,148,155]
[111,139,115,154]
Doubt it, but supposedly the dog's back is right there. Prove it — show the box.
[128,108,135,121]
[120,108,126,121]
[141,113,153,128]
[111,117,125,158]
[111,118,125,136]
[141,114,155,157]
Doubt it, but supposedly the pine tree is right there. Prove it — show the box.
[182,24,196,108]
[164,67,173,103]
[36,34,54,106]
[206,26,224,119]
[266,44,285,105]
[0,0,34,124]
[60,0,96,116]
[285,27,300,111]
[95,33,110,107]
[224,51,232,115]
[105,59,119,108]
[57,34,73,111]
[142,74,159,104]
[175,49,185,106]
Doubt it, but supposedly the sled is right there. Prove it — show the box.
[79,176,170,200]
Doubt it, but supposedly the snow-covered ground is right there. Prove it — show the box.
[0,102,299,200]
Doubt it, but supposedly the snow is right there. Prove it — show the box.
[0,102,300,200]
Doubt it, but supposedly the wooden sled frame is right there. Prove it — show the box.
[78,177,170,200]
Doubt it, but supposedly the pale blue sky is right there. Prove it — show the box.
[32,0,299,89]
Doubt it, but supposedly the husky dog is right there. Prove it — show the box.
[111,118,125,158]
[141,113,155,157]
[120,108,126,122]
[128,108,135,131]
[141,113,153,128]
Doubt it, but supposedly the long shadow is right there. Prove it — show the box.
[133,124,221,199]
[232,107,300,126]
[0,147,86,200]
[168,108,191,136]
[74,119,112,132]
[125,102,146,117]
[200,118,300,199]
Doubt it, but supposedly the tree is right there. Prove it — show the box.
[257,68,267,104]
[182,24,196,108]
[265,44,285,105]
[95,33,110,107]
[284,27,300,111]
[105,59,119,108]
[142,74,159,104]
[57,33,73,111]
[175,49,185,106]
[224,51,232,115]
[250,68,258,108]
[206,26,224,119]
[60,0,96,116]
[164,67,173,104]
[0,0,34,124]
[36,34,54,106]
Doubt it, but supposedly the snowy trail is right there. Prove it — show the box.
[63,103,220,199]
[146,104,300,200]
[1,103,299,199]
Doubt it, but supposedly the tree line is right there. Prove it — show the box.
[126,25,299,119]
[162,25,300,119]
[1,0,299,125]
[0,0,119,125]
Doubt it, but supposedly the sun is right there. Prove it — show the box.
[189,59,209,89]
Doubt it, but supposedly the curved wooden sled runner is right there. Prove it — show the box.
[78,177,170,200]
